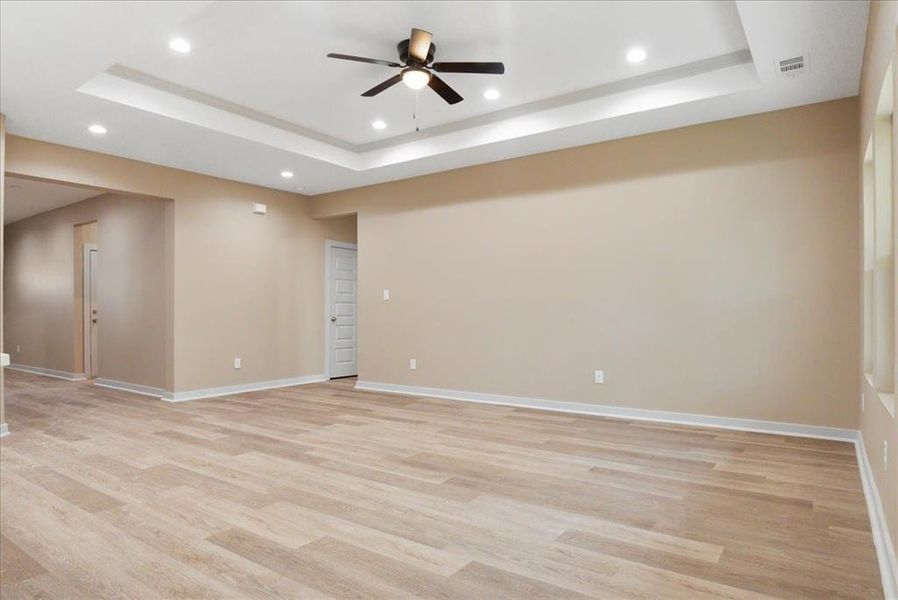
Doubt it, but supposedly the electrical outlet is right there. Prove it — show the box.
[234,358,242,369]
[409,358,416,370]
[15,345,20,353]
[885,441,889,471]
[861,394,865,411]
[383,289,391,301]
[594,370,604,384]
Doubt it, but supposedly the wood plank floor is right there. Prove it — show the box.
[0,369,883,599]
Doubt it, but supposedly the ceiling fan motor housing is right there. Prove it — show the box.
[398,39,435,65]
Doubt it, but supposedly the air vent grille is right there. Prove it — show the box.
[777,55,807,77]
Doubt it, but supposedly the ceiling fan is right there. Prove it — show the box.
[327,28,505,105]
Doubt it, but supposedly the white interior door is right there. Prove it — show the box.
[83,244,99,378]
[329,245,357,378]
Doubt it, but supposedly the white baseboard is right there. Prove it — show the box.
[0,423,8,438]
[162,374,327,402]
[857,435,898,599]
[8,364,86,381]
[93,378,166,398]
[353,381,858,442]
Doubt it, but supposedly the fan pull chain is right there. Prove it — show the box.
[414,90,420,132]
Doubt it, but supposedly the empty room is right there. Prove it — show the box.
[0,1,895,598]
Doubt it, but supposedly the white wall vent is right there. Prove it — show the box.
[776,55,807,78]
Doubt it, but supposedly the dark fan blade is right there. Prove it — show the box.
[327,53,401,68]
[361,74,403,97]
[408,28,433,63]
[428,73,463,105]
[432,62,505,74]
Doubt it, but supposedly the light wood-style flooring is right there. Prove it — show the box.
[0,369,883,599]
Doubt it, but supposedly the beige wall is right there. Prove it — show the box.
[4,136,356,393]
[321,213,357,244]
[5,193,168,388]
[171,194,355,390]
[312,98,860,430]
[858,0,898,571]
[2,100,861,428]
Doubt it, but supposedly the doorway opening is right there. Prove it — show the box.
[325,239,358,379]
[320,212,358,380]
[75,222,98,379]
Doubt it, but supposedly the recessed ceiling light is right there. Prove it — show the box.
[280,170,294,179]
[626,47,647,64]
[372,119,387,130]
[483,88,500,100]
[88,124,107,135]
[169,38,191,53]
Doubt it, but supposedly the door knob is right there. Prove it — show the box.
[330,316,337,322]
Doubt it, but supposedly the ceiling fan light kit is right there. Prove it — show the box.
[401,67,431,90]
[327,27,505,105]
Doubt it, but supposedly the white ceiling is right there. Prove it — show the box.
[0,1,870,196]
[119,1,750,146]
[4,176,103,224]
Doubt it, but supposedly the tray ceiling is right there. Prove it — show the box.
[0,1,869,195]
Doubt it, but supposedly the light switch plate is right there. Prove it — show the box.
[594,370,604,384]
[234,358,242,369]
[383,289,391,301]
[409,358,416,370]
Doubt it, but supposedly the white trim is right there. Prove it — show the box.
[8,364,86,381]
[0,423,8,438]
[323,239,358,380]
[857,435,898,599]
[93,378,165,398]
[162,374,327,402]
[353,380,858,441]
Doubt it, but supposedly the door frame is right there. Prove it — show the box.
[323,239,358,379]
[82,243,98,379]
